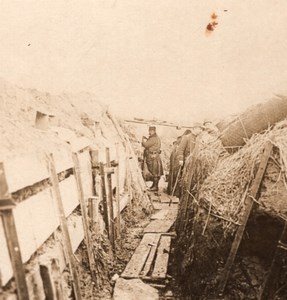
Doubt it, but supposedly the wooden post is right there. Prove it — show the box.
[0,162,29,300]
[107,110,154,210]
[72,152,97,281]
[115,143,121,237]
[217,141,273,295]
[51,259,64,300]
[39,264,55,300]
[90,149,99,195]
[100,163,109,235]
[106,148,116,251]
[260,221,287,300]
[48,154,82,300]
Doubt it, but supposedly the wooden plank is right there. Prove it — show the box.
[100,163,109,235]
[156,193,179,204]
[151,208,178,220]
[152,203,178,210]
[152,236,172,279]
[4,153,49,193]
[115,143,121,237]
[151,210,170,220]
[140,234,161,277]
[106,148,115,251]
[121,233,160,278]
[218,141,273,295]
[72,152,97,280]
[48,153,82,300]
[144,219,176,234]
[8,176,79,263]
[77,151,93,200]
[1,210,29,299]
[4,147,73,194]
[124,119,193,129]
[0,163,29,299]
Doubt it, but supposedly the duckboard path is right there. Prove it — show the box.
[121,187,179,283]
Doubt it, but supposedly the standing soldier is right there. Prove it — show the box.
[176,123,204,167]
[142,126,163,192]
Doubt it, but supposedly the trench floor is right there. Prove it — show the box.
[116,181,179,299]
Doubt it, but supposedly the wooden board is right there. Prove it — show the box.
[4,146,74,194]
[151,208,178,220]
[152,203,178,210]
[0,176,80,285]
[140,234,161,277]
[151,236,171,279]
[121,233,160,279]
[144,219,175,234]
[151,209,169,220]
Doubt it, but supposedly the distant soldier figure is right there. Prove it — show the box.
[167,130,191,195]
[142,126,163,192]
[176,123,204,167]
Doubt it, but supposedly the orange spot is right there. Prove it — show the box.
[211,13,218,19]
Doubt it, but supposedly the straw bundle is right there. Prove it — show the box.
[198,119,287,232]
[181,131,226,192]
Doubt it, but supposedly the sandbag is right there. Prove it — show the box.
[220,95,287,151]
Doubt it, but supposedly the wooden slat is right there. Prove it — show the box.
[152,236,172,279]
[140,234,161,277]
[72,152,97,280]
[106,148,115,250]
[152,203,178,210]
[144,219,175,234]
[121,233,160,278]
[48,153,82,300]
[218,141,273,295]
[151,192,179,204]
[1,210,29,300]
[151,210,169,220]
[151,208,178,220]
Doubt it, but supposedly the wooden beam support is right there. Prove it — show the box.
[100,163,109,236]
[124,118,193,129]
[217,141,273,295]
[106,148,115,251]
[72,152,97,281]
[115,143,121,238]
[48,154,82,300]
[0,162,29,300]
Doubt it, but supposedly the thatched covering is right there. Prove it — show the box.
[175,119,287,299]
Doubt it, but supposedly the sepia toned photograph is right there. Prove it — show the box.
[1,0,287,299]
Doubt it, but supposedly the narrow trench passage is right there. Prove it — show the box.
[112,178,184,300]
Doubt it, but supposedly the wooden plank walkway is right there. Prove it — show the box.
[121,233,161,279]
[152,236,172,279]
[121,192,178,283]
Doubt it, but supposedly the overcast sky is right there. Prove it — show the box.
[1,0,287,124]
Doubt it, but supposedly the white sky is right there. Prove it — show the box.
[1,0,287,124]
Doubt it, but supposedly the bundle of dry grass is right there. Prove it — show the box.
[181,131,226,192]
[198,119,287,232]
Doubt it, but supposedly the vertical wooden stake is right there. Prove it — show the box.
[106,148,115,251]
[217,141,273,295]
[115,143,121,237]
[1,210,30,300]
[72,152,97,281]
[100,163,109,235]
[48,154,82,300]
[0,162,29,300]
